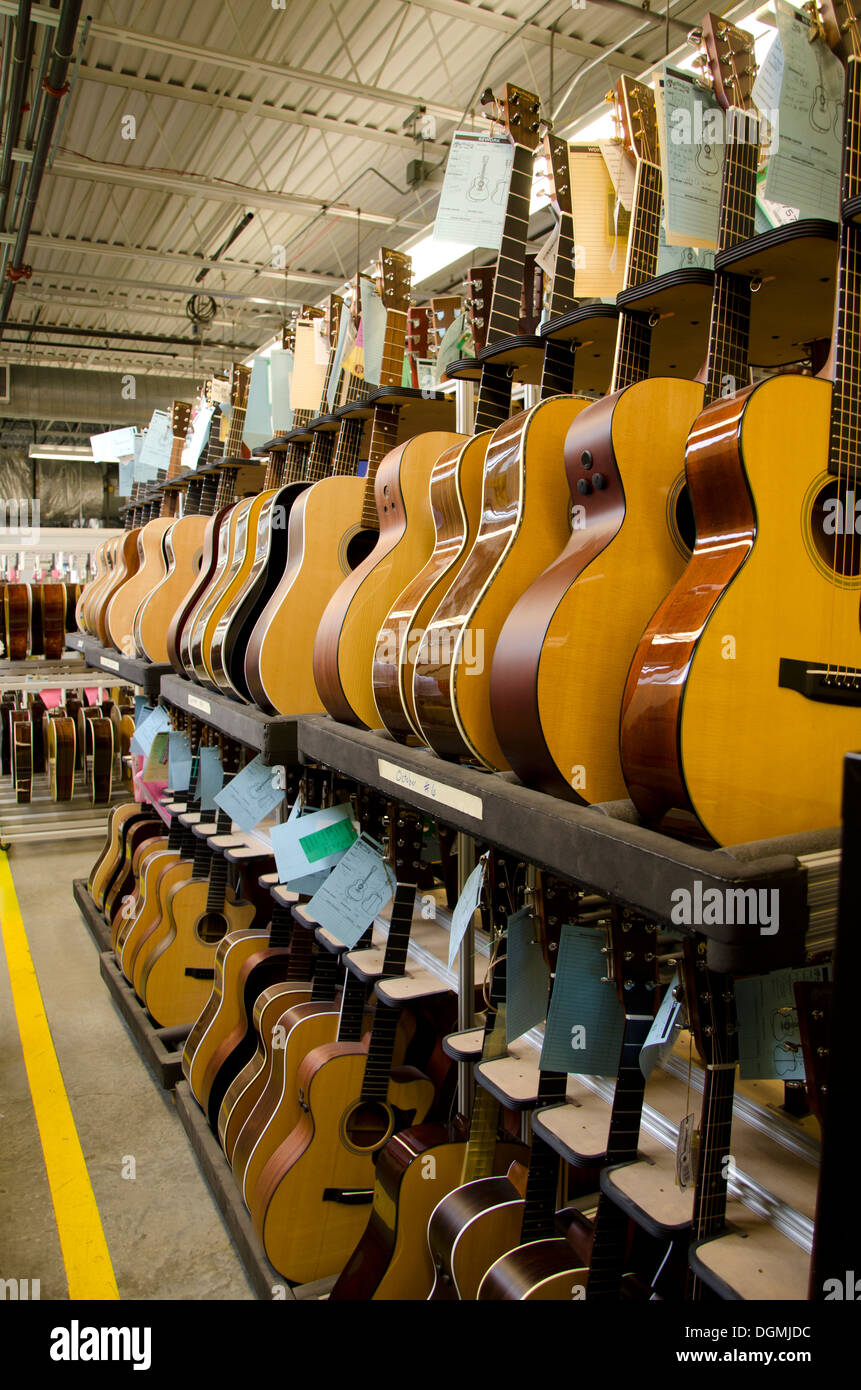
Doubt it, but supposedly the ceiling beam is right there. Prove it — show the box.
[0,231,344,286]
[0,3,466,120]
[0,319,253,349]
[403,0,642,71]
[15,288,277,327]
[11,148,425,229]
[24,268,303,308]
[77,63,449,155]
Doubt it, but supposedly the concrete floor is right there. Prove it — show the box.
[0,824,254,1301]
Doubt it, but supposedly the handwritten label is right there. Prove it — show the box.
[214,753,284,832]
[271,802,356,883]
[130,704,171,757]
[187,694,211,715]
[306,837,396,949]
[377,757,482,820]
[447,854,487,968]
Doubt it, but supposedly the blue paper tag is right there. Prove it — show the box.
[270,802,357,883]
[447,854,487,968]
[130,704,171,758]
[540,923,625,1078]
[198,745,224,812]
[506,906,550,1045]
[640,972,683,1079]
[167,731,192,792]
[213,753,285,832]
[133,695,148,726]
[736,964,829,1081]
[305,837,396,948]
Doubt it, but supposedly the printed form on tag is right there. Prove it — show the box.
[306,836,396,949]
[213,754,285,833]
[198,745,224,811]
[130,704,171,758]
[447,854,488,968]
[433,131,514,249]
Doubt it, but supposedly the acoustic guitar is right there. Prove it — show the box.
[89,511,142,647]
[89,801,151,909]
[252,808,435,1284]
[489,75,705,802]
[13,717,32,804]
[621,9,861,845]
[47,716,76,801]
[381,120,572,746]
[312,251,464,729]
[4,583,31,659]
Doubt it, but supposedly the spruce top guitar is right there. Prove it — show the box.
[621,9,861,845]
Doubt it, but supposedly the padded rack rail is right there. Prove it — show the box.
[295,716,839,972]
[159,674,299,766]
[65,632,167,699]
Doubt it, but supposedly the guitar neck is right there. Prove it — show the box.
[828,59,861,481]
[539,205,578,400]
[331,416,364,478]
[360,402,400,529]
[205,849,229,914]
[359,873,417,1102]
[701,122,759,408]
[610,160,663,392]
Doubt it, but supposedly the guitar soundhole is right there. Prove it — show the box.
[810,479,861,578]
[674,484,695,554]
[342,1101,393,1152]
[345,527,378,572]
[195,912,228,944]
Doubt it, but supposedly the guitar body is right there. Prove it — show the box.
[209,483,308,700]
[373,434,489,742]
[40,584,68,659]
[254,1044,435,1283]
[4,583,31,659]
[245,475,372,714]
[79,542,115,636]
[14,720,32,803]
[106,520,173,653]
[217,981,314,1161]
[89,718,114,803]
[187,500,254,686]
[167,508,230,675]
[413,398,590,768]
[313,431,465,729]
[48,716,76,801]
[102,821,162,920]
[94,530,140,644]
[127,859,198,992]
[134,514,210,663]
[112,839,170,950]
[182,929,271,1106]
[477,1239,589,1300]
[622,373,861,844]
[89,803,145,908]
[333,1126,527,1301]
[138,877,257,1028]
[427,1173,523,1300]
[491,378,702,801]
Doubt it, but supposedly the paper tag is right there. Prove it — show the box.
[433,131,514,249]
[598,140,635,212]
[187,694,211,715]
[658,67,724,248]
[209,378,231,405]
[535,226,559,280]
[130,704,171,757]
[640,972,683,1079]
[133,695,148,725]
[286,869,330,895]
[675,1112,699,1189]
[143,730,169,781]
[540,923,625,1077]
[136,409,173,481]
[377,757,483,820]
[305,836,396,949]
[168,731,192,792]
[735,963,829,1081]
[271,802,357,884]
[269,348,294,432]
[198,745,224,812]
[213,753,284,833]
[100,655,120,672]
[506,905,550,1045]
[447,853,488,968]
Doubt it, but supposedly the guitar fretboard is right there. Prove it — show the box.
[610,161,663,393]
[702,124,759,408]
[829,58,861,485]
[360,869,417,1103]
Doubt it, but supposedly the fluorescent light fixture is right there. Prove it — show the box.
[408,234,477,286]
[28,445,95,461]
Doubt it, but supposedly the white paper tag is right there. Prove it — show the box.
[433,131,514,249]
[187,694,211,715]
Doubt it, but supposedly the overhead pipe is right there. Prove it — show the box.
[2,2,59,287]
[0,0,82,332]
[0,21,14,157]
[0,0,35,229]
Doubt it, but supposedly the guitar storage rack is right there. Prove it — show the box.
[65,632,167,701]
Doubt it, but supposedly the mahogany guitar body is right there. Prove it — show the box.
[254,1043,435,1284]
[427,1172,524,1301]
[477,1239,589,1300]
[245,475,372,715]
[182,929,272,1107]
[413,399,590,769]
[622,373,861,845]
[491,378,702,802]
[135,514,210,663]
[373,433,489,742]
[313,431,466,729]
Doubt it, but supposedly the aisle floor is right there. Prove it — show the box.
[0,833,254,1300]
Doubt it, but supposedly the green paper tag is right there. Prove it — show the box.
[299,817,357,865]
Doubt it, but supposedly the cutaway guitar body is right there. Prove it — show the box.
[245,476,372,714]
[427,1172,524,1301]
[139,878,256,1028]
[491,378,702,802]
[217,981,314,1161]
[89,803,145,908]
[254,1043,435,1284]
[413,398,590,768]
[167,509,230,675]
[94,530,141,645]
[182,929,272,1107]
[109,835,169,951]
[135,514,210,663]
[373,433,489,742]
[622,374,861,844]
[477,1239,590,1300]
[187,499,255,686]
[313,431,465,729]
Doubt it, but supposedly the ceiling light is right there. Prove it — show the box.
[28,445,95,461]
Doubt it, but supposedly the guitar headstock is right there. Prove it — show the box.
[701,13,757,112]
[170,400,193,440]
[384,801,424,879]
[480,83,541,151]
[680,938,738,1068]
[820,0,861,61]
[617,76,660,166]
[377,248,413,313]
[465,265,494,352]
[793,980,832,1123]
[542,132,573,217]
[407,304,432,360]
[324,294,344,349]
[603,907,660,1017]
[229,363,251,412]
[280,317,297,352]
[429,294,462,353]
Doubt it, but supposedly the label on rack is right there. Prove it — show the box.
[187,694,211,715]
[270,801,357,884]
[306,835,395,949]
[540,923,625,1077]
[506,905,550,1045]
[433,131,514,249]
[100,656,120,672]
[213,753,285,832]
[447,853,487,968]
[377,757,483,820]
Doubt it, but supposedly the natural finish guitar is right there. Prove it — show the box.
[621,11,861,844]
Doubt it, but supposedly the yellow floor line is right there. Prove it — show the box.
[0,851,119,1300]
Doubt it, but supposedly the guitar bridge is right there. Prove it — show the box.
[322,1188,374,1206]
[778,659,861,707]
